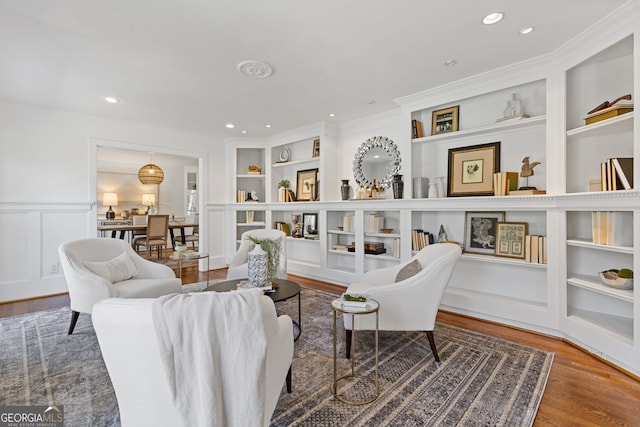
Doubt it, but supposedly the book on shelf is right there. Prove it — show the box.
[342,215,354,232]
[599,157,633,191]
[584,103,633,125]
[411,229,433,251]
[525,235,547,264]
[393,238,400,257]
[364,214,384,233]
[492,172,518,196]
[411,119,424,139]
[588,179,601,192]
[508,189,546,195]
[612,157,633,190]
[274,221,290,236]
[333,244,349,251]
[592,211,633,246]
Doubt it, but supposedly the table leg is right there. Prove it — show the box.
[169,228,176,248]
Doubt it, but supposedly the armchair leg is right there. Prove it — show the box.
[286,365,292,393]
[426,330,440,362]
[345,329,352,359]
[68,311,80,335]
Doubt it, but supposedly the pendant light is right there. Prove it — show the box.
[138,163,164,185]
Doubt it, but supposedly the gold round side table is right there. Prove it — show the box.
[330,298,380,405]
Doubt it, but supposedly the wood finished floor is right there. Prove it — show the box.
[1,266,639,426]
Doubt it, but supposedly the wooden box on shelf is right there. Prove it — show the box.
[584,104,633,125]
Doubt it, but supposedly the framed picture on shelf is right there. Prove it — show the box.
[495,222,528,259]
[448,142,500,197]
[296,168,318,201]
[302,213,318,237]
[312,139,320,157]
[431,105,459,135]
[464,211,505,255]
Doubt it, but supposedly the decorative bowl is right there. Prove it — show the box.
[337,226,344,231]
[380,228,394,234]
[174,244,187,252]
[599,270,633,290]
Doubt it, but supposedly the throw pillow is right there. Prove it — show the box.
[394,258,422,282]
[85,252,138,283]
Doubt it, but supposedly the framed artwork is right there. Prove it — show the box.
[495,222,528,259]
[312,139,320,157]
[464,211,505,255]
[431,105,459,135]
[448,141,500,197]
[302,213,318,236]
[296,168,318,201]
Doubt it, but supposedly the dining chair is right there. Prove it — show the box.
[133,215,170,261]
[131,215,147,251]
[182,214,199,248]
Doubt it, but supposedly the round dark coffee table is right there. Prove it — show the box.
[205,278,301,340]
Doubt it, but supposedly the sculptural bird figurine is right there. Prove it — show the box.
[520,156,541,177]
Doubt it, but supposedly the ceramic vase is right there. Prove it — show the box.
[340,179,351,200]
[428,182,438,198]
[392,174,404,199]
[248,243,268,288]
[436,177,446,198]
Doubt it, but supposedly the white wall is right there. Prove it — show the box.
[0,100,224,302]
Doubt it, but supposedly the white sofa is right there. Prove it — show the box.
[59,238,182,334]
[92,296,294,427]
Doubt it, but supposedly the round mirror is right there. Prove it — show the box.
[352,136,401,188]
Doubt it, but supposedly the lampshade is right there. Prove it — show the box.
[138,163,164,184]
[141,193,156,207]
[102,193,118,207]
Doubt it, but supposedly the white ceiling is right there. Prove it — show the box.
[0,0,628,142]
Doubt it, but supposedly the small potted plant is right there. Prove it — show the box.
[246,235,282,285]
[278,180,290,202]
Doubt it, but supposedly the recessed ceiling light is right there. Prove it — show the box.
[444,59,457,66]
[265,124,271,128]
[104,97,120,103]
[519,26,534,35]
[242,130,247,134]
[367,100,376,105]
[482,12,504,25]
[225,123,235,128]
[237,60,273,79]
[328,113,336,117]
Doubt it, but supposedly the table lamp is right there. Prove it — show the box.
[103,193,118,219]
[141,193,156,214]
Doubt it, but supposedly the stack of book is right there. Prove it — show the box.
[584,104,633,125]
[592,211,633,246]
[348,242,386,255]
[600,157,633,191]
[274,221,290,236]
[364,214,384,233]
[342,215,354,232]
[493,172,519,195]
[332,243,349,252]
[411,229,433,251]
[411,119,424,139]
[525,235,547,264]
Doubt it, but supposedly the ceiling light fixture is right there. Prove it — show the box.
[519,26,534,35]
[225,123,235,128]
[242,130,247,134]
[265,124,271,128]
[444,59,457,66]
[482,12,504,25]
[104,97,120,103]
[237,60,273,79]
[328,113,336,117]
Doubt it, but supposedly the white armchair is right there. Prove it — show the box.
[227,229,287,280]
[58,238,182,334]
[343,243,461,362]
[92,295,294,427]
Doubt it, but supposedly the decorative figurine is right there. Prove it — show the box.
[497,93,529,122]
[519,156,541,190]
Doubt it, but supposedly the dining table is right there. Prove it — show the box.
[97,221,197,248]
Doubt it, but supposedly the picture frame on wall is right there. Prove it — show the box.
[448,141,501,197]
[495,222,528,259]
[312,139,320,157]
[464,211,505,255]
[431,105,459,135]
[296,168,318,201]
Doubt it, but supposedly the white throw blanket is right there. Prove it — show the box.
[152,290,267,427]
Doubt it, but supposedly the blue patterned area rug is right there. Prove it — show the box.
[0,288,553,426]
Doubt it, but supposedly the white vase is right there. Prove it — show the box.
[248,243,268,288]
[428,183,438,198]
[436,177,446,198]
